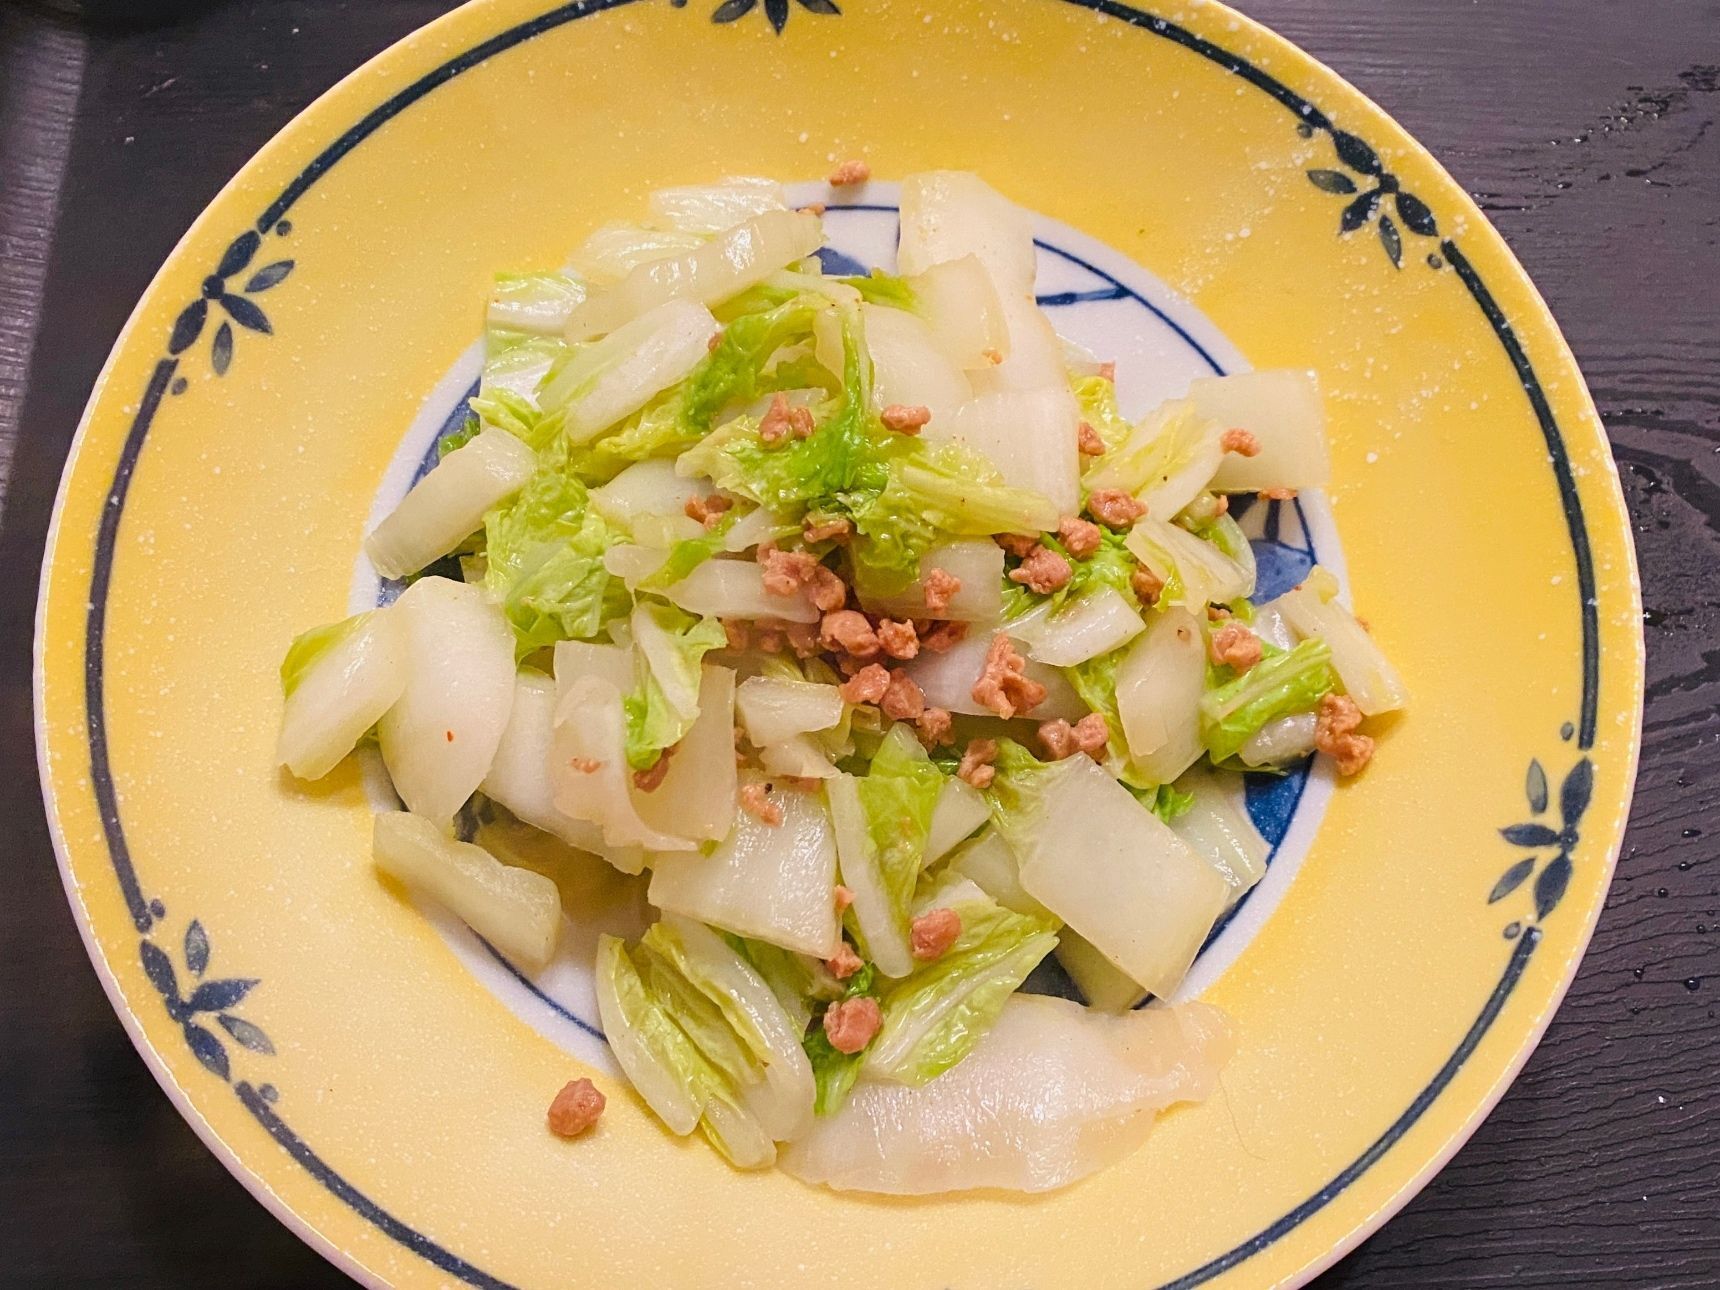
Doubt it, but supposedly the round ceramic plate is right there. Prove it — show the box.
[35,0,1643,1286]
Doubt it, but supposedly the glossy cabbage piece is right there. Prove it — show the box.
[550,673,697,853]
[481,669,612,852]
[541,298,719,442]
[779,993,1230,1194]
[907,254,1006,369]
[1169,764,1269,902]
[364,427,536,580]
[1114,605,1207,785]
[1055,928,1147,1013]
[1004,754,1229,999]
[648,774,841,958]
[855,539,1003,623]
[1190,369,1330,493]
[277,607,406,781]
[826,725,946,977]
[376,577,516,829]
[1272,566,1408,716]
[862,300,970,428]
[372,811,560,971]
[564,209,822,341]
[643,915,815,1143]
[923,776,990,866]
[904,622,1088,723]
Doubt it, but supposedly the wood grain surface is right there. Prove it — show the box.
[0,1,1713,1285]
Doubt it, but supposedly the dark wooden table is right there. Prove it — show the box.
[2,1,1714,1285]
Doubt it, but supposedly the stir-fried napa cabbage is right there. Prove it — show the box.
[863,875,1058,1085]
[780,993,1231,1194]
[275,168,1403,1193]
[828,724,947,977]
[278,608,406,780]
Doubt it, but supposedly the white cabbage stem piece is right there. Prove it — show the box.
[1054,929,1146,1014]
[481,669,646,874]
[923,777,990,866]
[857,540,1003,623]
[1083,399,1223,522]
[1009,585,1146,668]
[897,171,1036,294]
[1113,605,1207,785]
[1010,755,1229,998]
[1239,712,1318,768]
[904,621,1087,723]
[1188,369,1330,493]
[1124,516,1254,611]
[647,177,787,234]
[590,458,717,538]
[632,666,739,845]
[602,546,822,623]
[908,254,1007,369]
[941,830,1051,921]
[862,301,971,429]
[277,608,407,781]
[967,292,1069,396]
[778,994,1230,1194]
[564,209,822,342]
[377,577,516,828]
[1169,763,1269,901]
[567,223,704,285]
[758,735,839,780]
[1272,566,1407,715]
[372,811,560,971]
[939,387,1079,518]
[736,676,844,746]
[647,774,841,958]
[550,673,697,853]
[483,670,600,844]
[364,427,535,580]
[541,298,719,442]
[826,772,917,977]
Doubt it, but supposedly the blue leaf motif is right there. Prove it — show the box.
[1332,130,1382,176]
[1394,190,1438,237]
[764,0,788,30]
[184,920,209,978]
[1534,852,1573,920]
[217,1014,275,1055]
[184,1021,230,1080]
[1488,857,1536,904]
[1526,760,1549,815]
[796,0,840,13]
[140,940,177,1000]
[187,978,258,1013]
[168,299,207,356]
[1339,190,1380,233]
[212,321,234,376]
[1561,758,1593,830]
[1501,823,1561,847]
[244,260,294,292]
[712,0,754,19]
[215,229,261,279]
[1306,169,1357,195]
[1378,213,1402,267]
[219,294,272,334]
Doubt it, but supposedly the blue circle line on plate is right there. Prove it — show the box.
[69,1,1596,1286]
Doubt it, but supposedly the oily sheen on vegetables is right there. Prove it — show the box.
[276,169,1403,1194]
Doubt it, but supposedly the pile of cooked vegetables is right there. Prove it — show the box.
[277,169,1406,1194]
